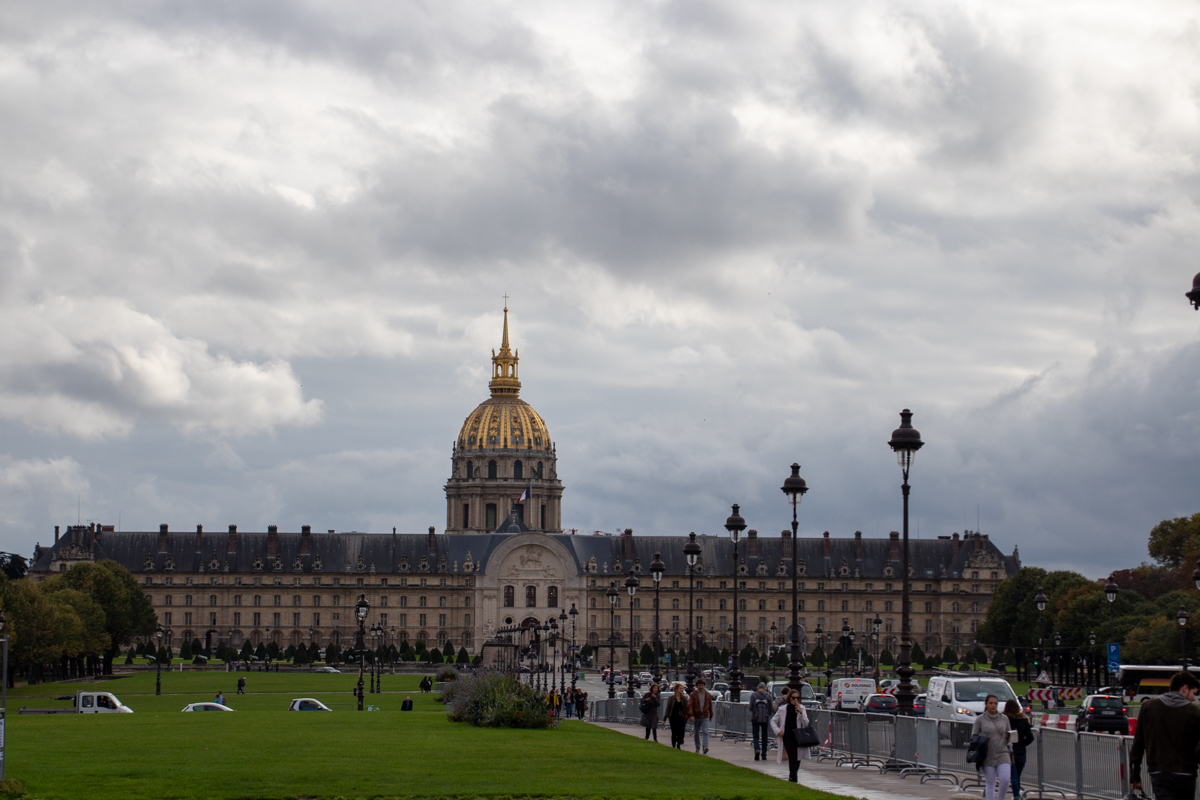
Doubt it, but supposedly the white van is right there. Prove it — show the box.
[78,691,134,713]
[925,675,1017,722]
[829,678,876,711]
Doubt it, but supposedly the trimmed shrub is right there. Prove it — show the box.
[444,672,554,729]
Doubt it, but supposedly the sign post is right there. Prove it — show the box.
[1106,643,1120,676]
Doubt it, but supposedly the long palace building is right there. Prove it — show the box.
[30,306,1020,660]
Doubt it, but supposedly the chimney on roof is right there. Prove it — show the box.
[158,524,169,553]
[747,529,757,557]
[227,525,238,554]
[623,528,633,562]
[822,531,830,557]
[889,531,900,562]
[195,524,203,552]
[54,525,60,544]
[267,525,278,557]
[781,529,791,559]
[952,532,960,557]
[301,525,311,554]
[854,531,862,561]
[974,532,983,550]
[428,526,436,554]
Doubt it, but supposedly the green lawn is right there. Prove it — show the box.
[8,674,841,800]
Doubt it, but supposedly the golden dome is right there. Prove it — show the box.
[456,303,553,452]
[457,396,552,452]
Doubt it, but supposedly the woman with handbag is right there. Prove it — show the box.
[664,683,689,749]
[769,688,811,782]
[640,683,662,741]
[971,694,1013,800]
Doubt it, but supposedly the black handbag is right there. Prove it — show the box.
[794,725,820,748]
[966,733,989,765]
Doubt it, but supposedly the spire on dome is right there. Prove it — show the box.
[489,300,521,397]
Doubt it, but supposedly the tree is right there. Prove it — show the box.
[326,643,341,664]
[157,645,172,665]
[639,643,655,665]
[294,643,309,666]
[1148,513,1200,568]
[429,648,443,664]
[0,553,28,580]
[180,640,192,660]
[457,647,470,664]
[239,640,254,661]
[941,646,957,665]
[979,567,1090,650]
[879,649,894,666]
[52,560,156,673]
[809,645,826,667]
[191,638,204,657]
[911,642,926,666]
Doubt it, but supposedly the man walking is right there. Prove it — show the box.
[688,678,715,754]
[750,683,774,761]
[236,676,246,695]
[1131,670,1200,800]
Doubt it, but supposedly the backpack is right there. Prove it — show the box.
[752,693,772,724]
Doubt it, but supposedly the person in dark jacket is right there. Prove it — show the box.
[1003,698,1035,799]
[1131,670,1200,800]
[640,683,661,741]
[664,682,688,749]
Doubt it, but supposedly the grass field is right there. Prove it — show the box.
[8,673,842,800]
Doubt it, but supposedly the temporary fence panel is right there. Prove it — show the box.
[829,712,853,758]
[865,713,897,769]
[1039,727,1079,798]
[892,715,918,766]
[1076,731,1130,800]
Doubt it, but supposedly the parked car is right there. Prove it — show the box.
[861,694,899,714]
[925,676,1018,723]
[312,666,341,674]
[638,672,653,684]
[18,690,135,715]
[182,702,235,712]
[289,698,332,711]
[913,694,927,717]
[1075,695,1128,734]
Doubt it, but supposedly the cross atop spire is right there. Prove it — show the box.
[489,301,520,397]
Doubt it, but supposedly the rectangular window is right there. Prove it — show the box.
[671,615,679,630]
[615,615,621,629]
[840,600,848,611]
[633,615,640,628]
[420,579,427,587]
[165,595,173,606]
[591,615,597,628]
[738,599,746,611]
[865,583,873,591]
[381,579,388,586]
[972,584,980,593]
[463,503,470,528]
[253,595,261,606]
[400,596,407,607]
[184,595,192,606]
[797,599,805,611]
[398,614,406,627]
[272,612,280,627]
[294,577,301,585]
[525,586,536,607]
[438,614,446,627]
[486,503,497,529]
[738,616,746,630]
[504,586,514,607]
[233,612,240,626]
[419,596,427,608]
[380,596,388,607]
[696,599,703,610]
[184,612,192,625]
[885,618,893,632]
[924,602,932,613]
[274,595,281,606]
[885,601,893,612]
[209,612,217,626]
[548,586,558,607]
[313,577,322,586]
[253,612,261,626]
[380,613,387,627]
[439,578,446,587]
[293,612,300,626]
[464,613,470,627]
[758,617,766,631]
[865,600,873,612]
[757,599,765,610]
[719,599,727,610]
[841,583,848,591]
[464,597,471,607]
[817,600,824,611]
[333,596,341,606]
[313,595,321,606]
[419,613,427,627]
[438,596,447,607]
[719,615,727,630]
[925,619,933,632]
[312,612,320,626]
[165,612,172,625]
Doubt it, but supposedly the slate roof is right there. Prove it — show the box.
[30,525,1018,581]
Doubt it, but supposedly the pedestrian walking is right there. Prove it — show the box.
[1003,698,1034,799]
[664,682,688,749]
[640,683,661,741]
[770,688,811,782]
[750,683,774,761]
[971,694,1013,800]
[564,689,575,719]
[215,691,226,706]
[688,677,714,754]
[237,676,246,694]
[1131,670,1200,800]
[577,690,588,720]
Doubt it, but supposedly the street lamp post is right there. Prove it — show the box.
[1104,576,1118,683]
[650,552,665,684]
[354,594,369,711]
[683,532,702,693]
[888,410,924,716]
[781,463,809,694]
[558,608,568,691]
[1178,607,1190,671]
[872,613,881,678]
[724,505,746,700]
[155,623,164,696]
[1088,631,1097,688]
[625,568,639,698]
[814,622,824,688]
[840,621,851,678]
[1035,587,1048,683]
[1054,632,1062,684]
[568,604,579,691]
[549,618,559,695]
[769,623,778,682]
[607,581,618,699]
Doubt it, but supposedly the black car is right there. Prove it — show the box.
[1076,695,1128,734]
[862,694,899,714]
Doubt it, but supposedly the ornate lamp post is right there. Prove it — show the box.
[1178,607,1190,670]
[781,463,809,693]
[155,623,164,695]
[1035,587,1048,682]
[549,617,559,695]
[354,594,369,711]
[1188,272,1200,310]
[568,603,579,690]
[624,568,639,698]
[769,622,778,682]
[558,608,568,690]
[814,622,824,688]
[723,505,746,700]
[839,621,851,678]
[1053,631,1062,684]
[888,411,924,715]
[872,613,881,677]
[650,552,665,684]
[1088,631,1097,688]
[683,532,702,692]
[607,580,618,699]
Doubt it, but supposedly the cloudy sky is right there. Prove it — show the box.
[2,1,1198,579]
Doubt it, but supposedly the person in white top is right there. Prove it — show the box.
[769,688,811,782]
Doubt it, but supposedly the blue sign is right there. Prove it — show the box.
[1107,643,1120,673]
[663,654,671,665]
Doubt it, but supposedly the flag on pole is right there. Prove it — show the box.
[516,486,531,504]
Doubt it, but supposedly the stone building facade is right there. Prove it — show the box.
[29,307,1020,661]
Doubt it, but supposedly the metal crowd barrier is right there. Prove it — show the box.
[590,700,1140,800]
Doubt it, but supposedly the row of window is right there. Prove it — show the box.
[155,594,471,608]
[583,613,980,635]
[146,576,474,589]
[591,579,995,592]
[159,611,471,630]
[583,595,983,614]
[464,459,543,480]
[502,585,559,607]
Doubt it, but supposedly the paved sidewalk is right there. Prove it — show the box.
[590,721,980,800]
